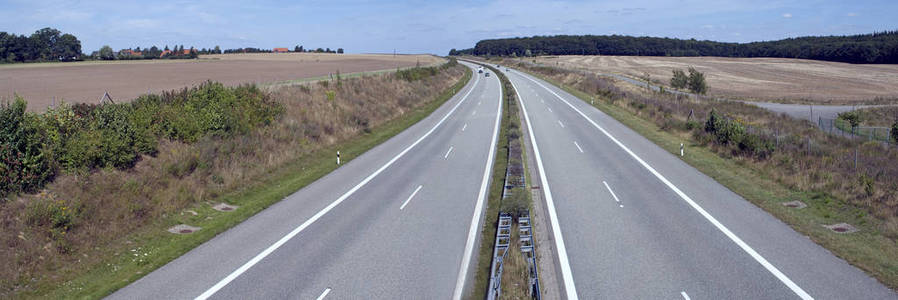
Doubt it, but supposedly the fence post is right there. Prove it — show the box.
[855,147,858,170]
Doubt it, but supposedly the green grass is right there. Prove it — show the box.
[262,61,445,88]
[30,66,473,299]
[523,70,898,290]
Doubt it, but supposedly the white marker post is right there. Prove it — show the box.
[680,143,684,157]
[336,151,341,165]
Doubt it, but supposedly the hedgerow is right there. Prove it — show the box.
[0,82,283,197]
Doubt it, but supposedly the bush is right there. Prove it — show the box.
[687,67,708,95]
[500,188,529,217]
[705,109,745,145]
[2,81,283,196]
[838,111,862,129]
[892,120,898,143]
[670,69,688,89]
[0,97,53,196]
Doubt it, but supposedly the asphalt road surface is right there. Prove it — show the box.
[501,67,895,299]
[109,61,502,299]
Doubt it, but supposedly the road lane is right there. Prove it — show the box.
[109,62,502,299]
[503,67,895,299]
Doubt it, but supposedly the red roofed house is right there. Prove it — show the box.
[273,48,289,53]
[160,50,172,57]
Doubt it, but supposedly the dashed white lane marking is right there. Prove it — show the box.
[574,141,584,153]
[195,66,483,300]
[680,291,691,300]
[453,66,503,300]
[472,110,477,116]
[400,185,423,210]
[515,69,813,300]
[603,181,623,208]
[508,72,579,300]
[547,107,552,112]
[558,120,565,128]
[462,123,467,131]
[444,146,454,159]
[316,288,332,300]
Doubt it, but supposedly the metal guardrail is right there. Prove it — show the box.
[519,213,541,299]
[487,214,512,300]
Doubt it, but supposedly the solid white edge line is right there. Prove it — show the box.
[400,185,423,210]
[195,65,482,300]
[680,291,691,300]
[515,69,813,300]
[574,141,584,153]
[452,67,503,300]
[508,72,579,299]
[316,288,332,300]
[445,146,454,159]
[602,181,621,203]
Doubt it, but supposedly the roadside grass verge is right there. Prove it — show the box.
[508,62,898,289]
[7,61,471,298]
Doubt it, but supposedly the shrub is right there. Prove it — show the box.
[500,188,529,217]
[838,111,862,129]
[0,97,53,196]
[892,120,898,143]
[687,67,708,95]
[670,69,688,89]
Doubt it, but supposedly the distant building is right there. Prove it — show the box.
[119,49,143,57]
[273,48,289,53]
[160,50,172,57]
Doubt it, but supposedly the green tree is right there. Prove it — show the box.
[213,45,221,54]
[838,111,862,129]
[337,48,344,54]
[687,67,708,94]
[670,69,688,89]
[98,45,115,60]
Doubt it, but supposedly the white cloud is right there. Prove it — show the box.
[782,13,792,18]
[847,12,858,17]
[125,19,162,29]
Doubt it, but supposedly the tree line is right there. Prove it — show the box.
[0,28,82,63]
[450,31,898,64]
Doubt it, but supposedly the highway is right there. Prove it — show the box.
[108,61,501,299]
[501,67,895,299]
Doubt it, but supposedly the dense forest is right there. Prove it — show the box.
[450,31,898,64]
[0,28,82,63]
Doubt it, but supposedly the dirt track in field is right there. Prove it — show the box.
[0,53,443,111]
[532,55,898,104]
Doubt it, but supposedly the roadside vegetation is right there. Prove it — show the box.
[495,57,898,288]
[0,58,467,298]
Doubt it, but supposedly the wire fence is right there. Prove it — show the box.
[818,117,896,145]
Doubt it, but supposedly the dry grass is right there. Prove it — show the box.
[0,63,465,297]
[0,53,444,112]
[531,55,898,104]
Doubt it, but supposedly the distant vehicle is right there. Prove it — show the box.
[478,69,483,73]
[485,72,490,77]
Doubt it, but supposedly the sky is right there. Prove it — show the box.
[1,0,896,55]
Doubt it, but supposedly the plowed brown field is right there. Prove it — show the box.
[531,55,898,104]
[1,53,443,111]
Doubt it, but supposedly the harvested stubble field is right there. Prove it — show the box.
[0,53,443,111]
[532,55,898,104]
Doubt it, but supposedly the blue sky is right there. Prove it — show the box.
[1,0,896,54]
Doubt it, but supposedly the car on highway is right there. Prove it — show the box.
[485,72,490,77]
